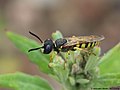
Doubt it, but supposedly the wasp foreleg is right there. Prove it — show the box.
[57,52,67,69]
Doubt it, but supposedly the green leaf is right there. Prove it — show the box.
[96,73,120,88]
[6,31,52,74]
[52,31,63,40]
[99,43,120,75]
[0,72,53,90]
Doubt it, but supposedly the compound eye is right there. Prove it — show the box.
[43,45,52,54]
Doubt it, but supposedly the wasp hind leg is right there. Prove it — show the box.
[73,47,96,56]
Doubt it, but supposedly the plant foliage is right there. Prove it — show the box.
[0,31,119,90]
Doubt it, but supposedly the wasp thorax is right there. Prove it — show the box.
[42,39,54,54]
[55,38,67,48]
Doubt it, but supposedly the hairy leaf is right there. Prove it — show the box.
[99,43,120,75]
[0,72,53,90]
[95,73,120,88]
[6,31,52,74]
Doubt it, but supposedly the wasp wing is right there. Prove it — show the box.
[63,35,104,47]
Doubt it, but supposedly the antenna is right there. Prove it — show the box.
[28,47,41,52]
[29,31,43,43]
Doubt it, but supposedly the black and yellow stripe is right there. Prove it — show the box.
[76,41,100,48]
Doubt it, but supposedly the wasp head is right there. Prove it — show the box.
[28,31,54,54]
[42,39,54,54]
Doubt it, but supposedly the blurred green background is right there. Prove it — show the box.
[0,0,120,90]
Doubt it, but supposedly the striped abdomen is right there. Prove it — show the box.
[77,41,100,48]
[61,41,100,52]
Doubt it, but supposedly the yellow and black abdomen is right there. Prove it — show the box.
[78,41,100,49]
[61,41,100,52]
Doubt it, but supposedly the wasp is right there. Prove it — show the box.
[28,31,104,68]
[28,31,104,54]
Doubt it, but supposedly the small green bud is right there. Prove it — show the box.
[76,79,90,84]
[69,77,75,86]
[52,31,63,40]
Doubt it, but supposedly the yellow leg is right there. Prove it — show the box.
[50,52,54,63]
[58,52,67,69]
[48,51,56,68]
[64,51,72,69]
[74,47,96,56]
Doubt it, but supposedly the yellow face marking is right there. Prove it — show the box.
[81,43,86,48]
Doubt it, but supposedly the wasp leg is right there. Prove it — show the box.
[74,47,96,56]
[50,53,53,63]
[48,51,56,68]
[57,52,67,69]
[64,51,71,69]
